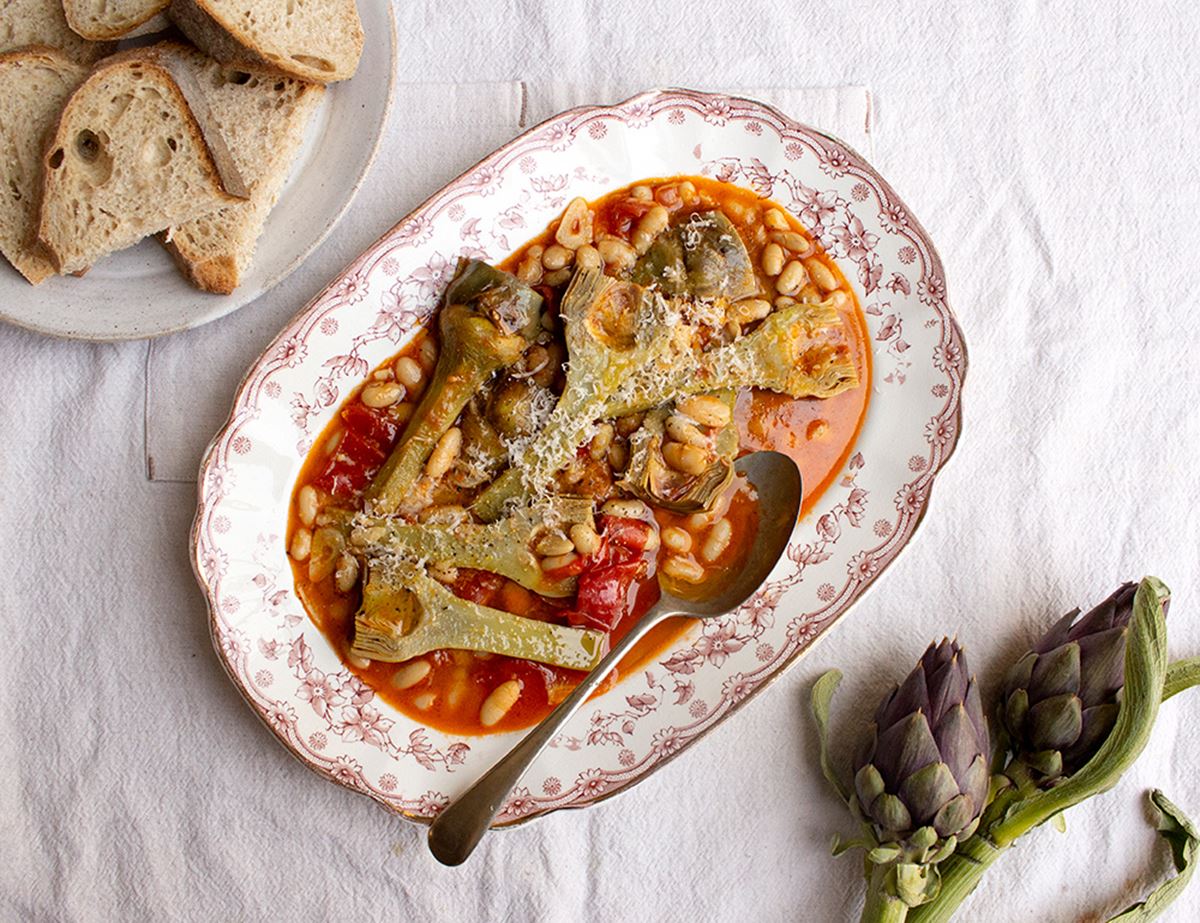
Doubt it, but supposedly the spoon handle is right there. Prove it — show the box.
[427,605,669,865]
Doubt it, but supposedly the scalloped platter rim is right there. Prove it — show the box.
[191,87,968,830]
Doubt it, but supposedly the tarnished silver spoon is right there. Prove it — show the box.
[428,450,802,865]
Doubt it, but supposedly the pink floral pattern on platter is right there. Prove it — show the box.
[191,89,967,828]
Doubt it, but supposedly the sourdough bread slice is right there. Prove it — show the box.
[35,47,248,275]
[150,43,322,293]
[168,0,363,83]
[62,1,170,41]
[0,0,115,63]
[0,48,87,283]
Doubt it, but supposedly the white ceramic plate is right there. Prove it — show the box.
[192,89,967,828]
[0,3,395,341]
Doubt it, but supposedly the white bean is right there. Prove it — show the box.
[632,205,670,254]
[597,237,637,270]
[776,260,808,296]
[394,356,424,390]
[662,556,705,583]
[663,441,708,475]
[480,680,522,727]
[702,518,733,563]
[289,526,312,561]
[424,427,462,479]
[576,244,602,270]
[764,208,789,230]
[676,395,732,428]
[541,551,579,572]
[297,485,319,527]
[334,553,359,593]
[665,414,707,447]
[535,532,575,556]
[569,523,601,556]
[542,244,574,270]
[602,498,651,520]
[391,659,431,690]
[804,257,838,292]
[761,242,784,276]
[361,381,403,408]
[662,526,692,554]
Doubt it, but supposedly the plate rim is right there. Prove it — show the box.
[0,4,398,343]
[190,86,969,829]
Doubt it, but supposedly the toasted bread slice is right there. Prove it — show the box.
[35,47,248,275]
[147,43,322,293]
[0,0,116,63]
[0,48,87,284]
[62,1,170,41]
[168,0,363,83]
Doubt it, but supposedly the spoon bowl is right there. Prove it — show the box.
[428,450,802,865]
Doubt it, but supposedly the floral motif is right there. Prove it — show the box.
[194,89,964,830]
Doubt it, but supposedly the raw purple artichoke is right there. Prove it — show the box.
[1001,581,1167,780]
[853,639,990,849]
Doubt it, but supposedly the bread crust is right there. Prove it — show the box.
[168,0,363,83]
[62,2,171,41]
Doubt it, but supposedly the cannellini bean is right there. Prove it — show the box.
[828,289,850,309]
[686,510,715,529]
[348,654,371,669]
[798,284,824,304]
[297,485,319,527]
[541,551,579,572]
[771,230,811,254]
[334,552,359,593]
[289,526,312,561]
[424,427,462,479]
[631,205,670,254]
[555,197,593,248]
[776,260,809,296]
[597,237,637,270]
[602,498,651,520]
[764,208,789,230]
[576,244,602,270]
[419,337,439,371]
[361,381,404,408]
[723,199,748,222]
[413,692,436,710]
[676,395,731,428]
[662,556,705,584]
[631,184,653,201]
[516,255,543,283]
[662,526,693,554]
[804,257,839,292]
[665,414,707,447]
[480,679,523,727]
[662,441,708,476]
[702,518,733,563]
[761,242,784,276]
[589,422,614,460]
[732,298,772,325]
[394,356,424,390]
[544,268,572,287]
[391,659,431,690]
[642,528,660,552]
[542,244,574,270]
[308,527,345,582]
[445,667,470,709]
[774,296,796,310]
[678,180,697,201]
[535,531,575,556]
[607,441,628,472]
[570,522,602,556]
[372,369,392,381]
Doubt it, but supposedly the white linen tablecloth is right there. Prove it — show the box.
[2,3,1199,921]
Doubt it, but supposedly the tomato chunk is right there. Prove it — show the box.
[312,403,403,498]
[568,561,646,632]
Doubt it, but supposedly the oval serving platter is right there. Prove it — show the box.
[192,88,967,828]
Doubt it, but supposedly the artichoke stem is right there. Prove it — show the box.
[905,836,1004,923]
[860,863,911,923]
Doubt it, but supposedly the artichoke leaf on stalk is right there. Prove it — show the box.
[366,260,543,515]
[350,498,596,598]
[473,269,857,520]
[350,562,605,670]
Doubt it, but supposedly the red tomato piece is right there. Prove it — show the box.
[453,569,506,607]
[568,561,647,632]
[312,403,404,498]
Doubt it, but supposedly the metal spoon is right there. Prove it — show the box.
[427,450,802,865]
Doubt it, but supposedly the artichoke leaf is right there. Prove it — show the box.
[351,498,595,598]
[367,260,543,515]
[350,562,605,670]
[1107,790,1198,922]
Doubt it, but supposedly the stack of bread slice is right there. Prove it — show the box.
[0,0,363,294]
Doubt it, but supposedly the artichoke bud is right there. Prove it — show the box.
[1001,582,1166,783]
[852,639,990,867]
